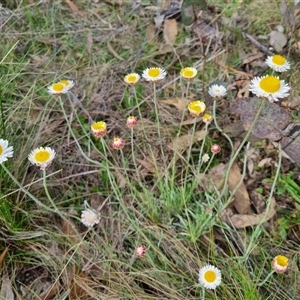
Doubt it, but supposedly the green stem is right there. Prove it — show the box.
[213,99,233,154]
[257,270,275,287]
[220,100,266,197]
[1,164,56,212]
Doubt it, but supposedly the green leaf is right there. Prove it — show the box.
[181,0,208,26]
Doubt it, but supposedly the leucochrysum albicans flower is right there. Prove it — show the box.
[142,67,167,82]
[81,208,100,227]
[112,137,125,150]
[208,84,227,98]
[91,121,107,138]
[265,55,290,72]
[202,113,212,124]
[187,101,206,117]
[199,265,222,290]
[28,147,56,170]
[47,80,74,95]
[180,67,197,80]
[126,116,138,128]
[0,139,14,163]
[249,75,290,103]
[272,255,289,273]
[202,153,210,163]
[124,73,140,85]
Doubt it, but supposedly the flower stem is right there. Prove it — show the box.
[1,164,56,212]
[257,270,275,287]
[220,100,266,197]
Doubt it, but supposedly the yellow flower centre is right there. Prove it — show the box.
[182,69,194,77]
[53,83,65,92]
[0,145,3,155]
[276,255,288,267]
[259,76,280,93]
[127,75,137,83]
[34,150,50,163]
[92,122,106,131]
[204,270,217,283]
[60,80,69,86]
[148,68,160,78]
[272,55,286,66]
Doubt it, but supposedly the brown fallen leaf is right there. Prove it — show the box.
[69,268,89,300]
[0,274,14,300]
[160,98,187,112]
[228,163,251,214]
[163,19,178,45]
[242,52,264,65]
[181,117,203,125]
[168,130,207,153]
[65,0,84,16]
[146,22,156,43]
[220,197,276,229]
[0,247,8,268]
[61,218,81,244]
[198,163,226,192]
[136,157,158,174]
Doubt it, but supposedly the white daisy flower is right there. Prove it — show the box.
[208,84,227,98]
[180,67,197,80]
[249,75,290,103]
[81,208,100,227]
[47,82,69,95]
[265,55,290,72]
[142,67,167,82]
[28,147,56,170]
[124,73,140,85]
[59,79,75,91]
[202,153,210,163]
[199,265,222,290]
[0,139,13,163]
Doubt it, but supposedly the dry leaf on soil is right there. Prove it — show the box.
[268,30,287,52]
[160,98,186,112]
[65,0,84,16]
[146,22,156,43]
[163,19,178,45]
[228,163,251,214]
[0,247,8,268]
[168,130,207,153]
[69,269,90,300]
[0,274,14,300]
[220,197,276,229]
[198,162,251,214]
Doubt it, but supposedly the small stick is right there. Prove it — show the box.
[242,31,274,55]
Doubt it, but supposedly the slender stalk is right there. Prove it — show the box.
[213,99,234,153]
[257,270,275,287]
[1,164,56,212]
[220,100,266,197]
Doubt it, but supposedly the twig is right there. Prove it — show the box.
[242,31,274,55]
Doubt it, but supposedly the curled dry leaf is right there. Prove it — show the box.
[220,197,276,229]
